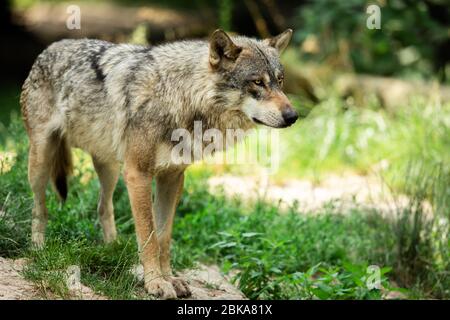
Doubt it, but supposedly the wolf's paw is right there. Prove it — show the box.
[168,277,191,298]
[145,278,177,299]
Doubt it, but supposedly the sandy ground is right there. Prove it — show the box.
[208,173,414,214]
[0,258,39,299]
[0,257,106,300]
[132,264,245,300]
[0,257,244,300]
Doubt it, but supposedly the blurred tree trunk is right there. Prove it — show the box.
[335,74,450,111]
[14,2,215,45]
[232,0,307,37]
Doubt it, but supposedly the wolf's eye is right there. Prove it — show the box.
[253,80,264,86]
[277,76,284,86]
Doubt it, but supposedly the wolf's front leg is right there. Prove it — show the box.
[124,158,177,299]
[154,169,191,297]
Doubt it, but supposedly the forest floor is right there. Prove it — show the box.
[0,256,245,300]
[0,257,106,300]
[0,172,420,300]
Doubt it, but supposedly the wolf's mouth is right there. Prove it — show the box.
[252,117,289,128]
[252,117,265,125]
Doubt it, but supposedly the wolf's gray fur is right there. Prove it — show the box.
[20,29,296,298]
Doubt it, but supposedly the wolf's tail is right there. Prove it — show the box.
[50,133,73,202]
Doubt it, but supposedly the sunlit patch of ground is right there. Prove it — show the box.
[0,151,16,174]
[0,257,106,300]
[208,172,433,216]
[72,149,96,185]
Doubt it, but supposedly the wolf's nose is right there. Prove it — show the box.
[282,109,299,126]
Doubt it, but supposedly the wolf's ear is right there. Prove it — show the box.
[209,29,242,69]
[264,29,293,54]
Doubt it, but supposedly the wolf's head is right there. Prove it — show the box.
[209,29,298,128]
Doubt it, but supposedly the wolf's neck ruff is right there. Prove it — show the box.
[97,40,255,156]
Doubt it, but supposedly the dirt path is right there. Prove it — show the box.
[208,173,403,213]
[0,257,244,300]
[0,257,107,300]
[0,258,39,299]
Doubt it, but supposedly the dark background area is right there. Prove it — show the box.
[1,0,449,85]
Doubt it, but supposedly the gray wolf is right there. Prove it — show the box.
[20,29,297,298]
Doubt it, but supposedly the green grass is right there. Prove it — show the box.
[0,84,21,145]
[0,93,448,299]
[276,95,450,191]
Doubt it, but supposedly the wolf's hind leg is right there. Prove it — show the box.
[28,140,55,247]
[93,159,120,243]
[154,169,191,297]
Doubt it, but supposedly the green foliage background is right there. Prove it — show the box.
[294,0,449,81]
